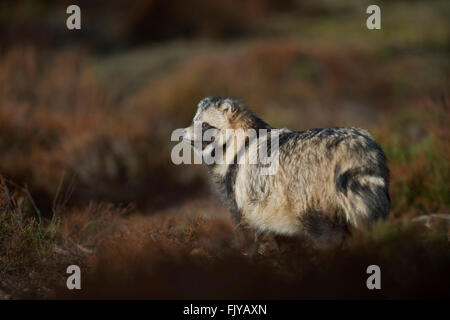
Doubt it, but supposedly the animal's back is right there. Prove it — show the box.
[238,126,390,244]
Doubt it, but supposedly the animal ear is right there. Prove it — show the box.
[220,99,237,114]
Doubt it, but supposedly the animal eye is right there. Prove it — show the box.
[202,122,209,130]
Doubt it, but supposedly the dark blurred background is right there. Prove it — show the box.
[0,0,448,218]
[0,0,449,300]
[1,0,293,50]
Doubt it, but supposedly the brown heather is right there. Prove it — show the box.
[0,0,449,299]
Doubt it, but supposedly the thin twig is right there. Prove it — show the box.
[5,178,41,223]
[51,172,66,229]
[51,172,76,231]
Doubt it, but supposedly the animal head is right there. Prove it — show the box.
[181,97,240,152]
[181,96,269,151]
[191,96,243,130]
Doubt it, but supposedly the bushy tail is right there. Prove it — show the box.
[335,168,390,229]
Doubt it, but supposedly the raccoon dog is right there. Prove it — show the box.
[181,97,390,246]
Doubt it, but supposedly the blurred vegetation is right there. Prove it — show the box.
[0,0,448,298]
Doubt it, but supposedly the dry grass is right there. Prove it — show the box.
[2,183,447,299]
[41,204,450,299]
[0,0,449,299]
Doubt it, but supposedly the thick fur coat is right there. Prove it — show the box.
[182,97,390,246]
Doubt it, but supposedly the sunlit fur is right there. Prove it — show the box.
[182,97,390,246]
